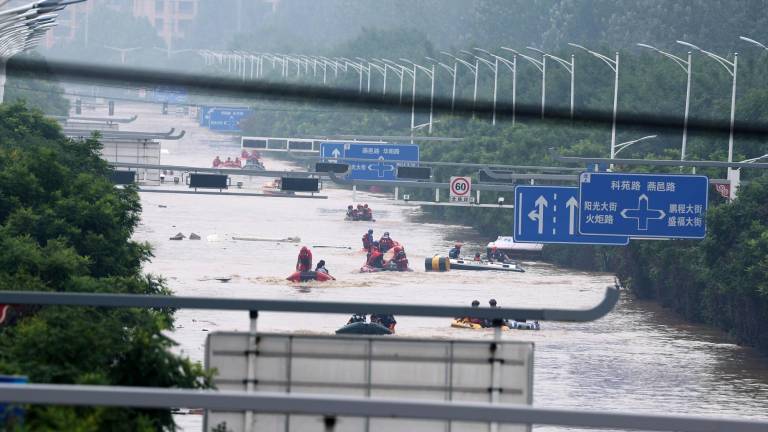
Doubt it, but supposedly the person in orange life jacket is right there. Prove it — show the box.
[370,313,397,331]
[473,252,482,261]
[379,232,395,253]
[212,156,222,167]
[363,203,372,218]
[448,242,462,259]
[392,246,409,271]
[367,243,384,268]
[234,157,242,167]
[296,246,313,272]
[250,150,260,159]
[362,229,374,250]
[241,149,250,160]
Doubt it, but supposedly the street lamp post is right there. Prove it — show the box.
[400,58,436,133]
[502,47,547,119]
[528,47,575,119]
[678,40,738,183]
[380,58,406,103]
[613,135,658,156]
[473,48,517,126]
[569,43,620,160]
[426,56,458,113]
[637,43,692,164]
[103,45,141,65]
[441,51,479,116]
[469,50,500,125]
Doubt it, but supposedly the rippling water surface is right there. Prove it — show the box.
[123,103,768,431]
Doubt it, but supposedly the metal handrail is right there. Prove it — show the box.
[549,148,768,169]
[1,384,766,432]
[0,287,618,322]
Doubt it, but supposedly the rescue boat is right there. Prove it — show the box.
[448,258,525,272]
[286,271,335,282]
[335,322,392,335]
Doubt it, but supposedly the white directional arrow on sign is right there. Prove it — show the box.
[620,194,666,230]
[566,196,579,235]
[331,148,341,158]
[528,195,548,234]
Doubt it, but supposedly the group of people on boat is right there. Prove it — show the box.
[287,246,334,281]
[449,243,512,263]
[346,204,374,221]
[212,150,263,169]
[346,313,397,332]
[455,299,538,329]
[362,229,409,271]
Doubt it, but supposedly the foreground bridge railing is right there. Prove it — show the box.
[2,288,767,431]
[1,383,766,432]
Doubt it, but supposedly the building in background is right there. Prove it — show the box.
[132,0,199,50]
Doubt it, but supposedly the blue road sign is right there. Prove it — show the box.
[207,107,251,132]
[154,86,188,104]
[579,172,709,239]
[514,186,629,245]
[320,142,419,181]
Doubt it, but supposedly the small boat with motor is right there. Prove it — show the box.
[487,236,543,259]
[286,270,335,282]
[242,158,265,170]
[335,322,392,335]
[448,258,525,272]
[450,319,540,331]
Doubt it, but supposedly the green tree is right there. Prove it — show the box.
[0,102,210,431]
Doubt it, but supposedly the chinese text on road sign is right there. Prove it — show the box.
[450,177,472,203]
[579,172,708,239]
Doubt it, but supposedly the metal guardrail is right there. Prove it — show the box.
[0,287,619,322]
[50,115,138,124]
[1,384,766,432]
[549,148,768,169]
[64,128,186,140]
[108,162,322,179]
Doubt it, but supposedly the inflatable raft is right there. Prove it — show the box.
[335,322,392,335]
[448,259,525,272]
[450,319,540,331]
[286,271,335,282]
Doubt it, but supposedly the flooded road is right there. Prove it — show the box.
[122,103,768,431]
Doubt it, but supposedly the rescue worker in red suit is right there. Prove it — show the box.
[241,149,250,160]
[459,300,486,326]
[362,229,374,250]
[378,232,395,253]
[392,245,409,271]
[296,246,313,272]
[366,243,384,268]
[212,156,222,167]
[363,203,372,219]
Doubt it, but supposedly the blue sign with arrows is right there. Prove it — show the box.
[578,172,709,239]
[206,107,251,132]
[514,186,629,245]
[320,142,419,181]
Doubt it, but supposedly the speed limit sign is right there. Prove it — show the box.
[450,176,472,203]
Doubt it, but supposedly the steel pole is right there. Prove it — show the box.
[609,52,619,160]
[451,62,457,113]
[541,56,546,119]
[512,56,517,126]
[366,64,371,93]
[428,65,435,133]
[472,59,479,118]
[570,55,575,119]
[681,52,692,162]
[410,65,417,131]
[726,53,738,181]
[492,58,498,125]
[0,59,5,103]
[382,67,387,95]
[399,66,405,103]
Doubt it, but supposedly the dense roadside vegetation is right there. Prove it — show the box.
[239,19,768,353]
[0,103,210,431]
